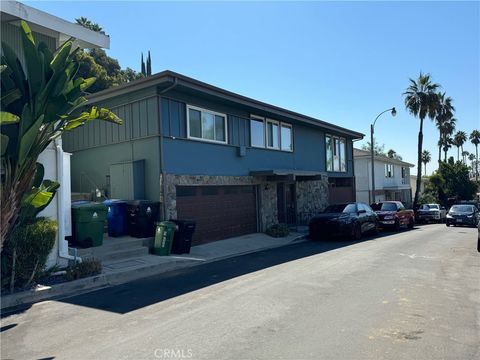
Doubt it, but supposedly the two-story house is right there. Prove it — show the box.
[354,148,414,207]
[63,71,363,244]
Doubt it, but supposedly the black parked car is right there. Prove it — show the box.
[309,202,378,241]
[446,204,479,227]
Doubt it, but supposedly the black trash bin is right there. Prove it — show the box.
[127,200,160,238]
[170,219,196,254]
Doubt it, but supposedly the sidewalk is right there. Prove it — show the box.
[1,231,307,311]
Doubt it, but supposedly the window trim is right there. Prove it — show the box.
[250,115,266,149]
[280,122,294,152]
[326,134,347,173]
[385,163,394,178]
[186,104,228,144]
[266,118,280,150]
[250,115,294,152]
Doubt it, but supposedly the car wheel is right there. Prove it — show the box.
[394,220,400,232]
[407,219,414,229]
[352,223,362,240]
[446,223,450,227]
[372,221,379,235]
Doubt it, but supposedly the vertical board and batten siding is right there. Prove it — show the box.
[1,22,57,60]
[62,92,161,201]
[63,96,159,152]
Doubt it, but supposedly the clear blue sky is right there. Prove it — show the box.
[25,1,479,174]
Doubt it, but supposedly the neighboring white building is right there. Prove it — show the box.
[410,175,427,198]
[354,148,414,207]
[1,1,110,267]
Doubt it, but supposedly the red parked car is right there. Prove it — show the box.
[370,201,415,231]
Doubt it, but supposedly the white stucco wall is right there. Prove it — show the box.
[37,141,72,268]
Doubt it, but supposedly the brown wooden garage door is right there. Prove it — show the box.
[176,185,257,245]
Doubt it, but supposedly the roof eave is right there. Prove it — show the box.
[1,1,110,48]
[86,71,364,139]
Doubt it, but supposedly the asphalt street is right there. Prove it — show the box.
[1,224,479,360]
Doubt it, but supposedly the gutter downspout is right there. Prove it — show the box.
[158,77,178,220]
[55,139,78,262]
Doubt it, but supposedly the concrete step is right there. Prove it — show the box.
[75,236,154,263]
[81,246,150,262]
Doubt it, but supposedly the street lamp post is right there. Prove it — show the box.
[370,107,397,204]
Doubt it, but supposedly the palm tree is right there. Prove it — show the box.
[453,130,467,161]
[403,73,439,208]
[434,92,455,163]
[462,150,469,163]
[421,150,431,176]
[442,135,453,162]
[470,130,480,181]
[438,117,456,162]
[75,17,103,32]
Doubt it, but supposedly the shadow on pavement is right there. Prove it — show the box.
[54,229,413,315]
[2,228,419,317]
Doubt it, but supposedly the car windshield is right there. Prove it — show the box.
[421,204,438,210]
[450,205,474,213]
[371,203,397,211]
[324,204,357,214]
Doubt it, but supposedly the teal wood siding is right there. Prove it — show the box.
[63,95,159,152]
[228,115,250,147]
[70,138,160,201]
[161,97,186,138]
[1,22,57,60]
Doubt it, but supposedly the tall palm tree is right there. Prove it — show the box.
[421,150,431,176]
[453,130,467,161]
[403,73,439,209]
[438,117,456,162]
[442,135,453,162]
[435,92,455,163]
[470,130,480,181]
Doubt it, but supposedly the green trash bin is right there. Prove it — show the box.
[71,202,108,247]
[154,221,176,256]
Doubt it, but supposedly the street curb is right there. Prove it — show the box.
[0,234,308,313]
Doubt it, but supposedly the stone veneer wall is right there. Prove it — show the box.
[162,174,278,231]
[295,177,329,224]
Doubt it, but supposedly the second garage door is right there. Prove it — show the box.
[176,185,257,245]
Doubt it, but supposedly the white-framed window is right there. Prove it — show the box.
[250,115,293,152]
[187,105,227,144]
[266,119,280,149]
[326,134,347,172]
[280,123,293,151]
[385,164,394,178]
[250,115,265,148]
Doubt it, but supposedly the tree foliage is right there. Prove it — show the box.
[423,160,477,206]
[403,73,440,209]
[0,21,122,249]
[74,18,144,93]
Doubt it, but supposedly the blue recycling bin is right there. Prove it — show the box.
[104,199,128,237]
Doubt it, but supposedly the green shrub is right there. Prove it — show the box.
[265,224,290,238]
[65,259,102,281]
[1,217,57,290]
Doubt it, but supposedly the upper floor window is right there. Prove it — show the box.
[250,116,265,147]
[187,105,227,143]
[250,116,293,152]
[326,134,347,172]
[385,164,394,178]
